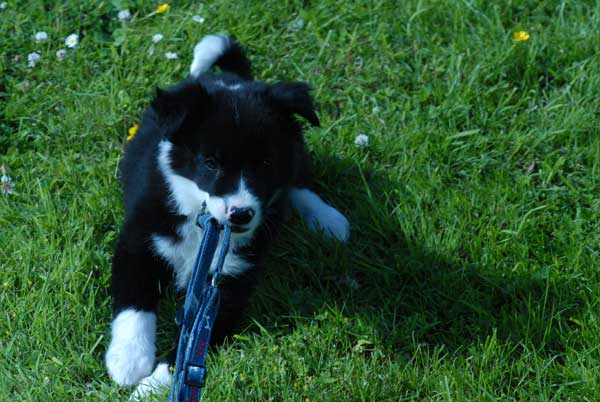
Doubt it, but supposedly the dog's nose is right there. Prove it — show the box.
[228,207,255,226]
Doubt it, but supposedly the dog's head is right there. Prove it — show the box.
[154,79,319,240]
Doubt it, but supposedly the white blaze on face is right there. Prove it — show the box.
[206,176,262,230]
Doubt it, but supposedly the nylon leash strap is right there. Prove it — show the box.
[169,214,231,402]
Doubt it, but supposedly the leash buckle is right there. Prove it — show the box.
[184,363,207,388]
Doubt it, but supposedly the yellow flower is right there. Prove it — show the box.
[127,124,139,141]
[513,31,530,42]
[156,3,169,14]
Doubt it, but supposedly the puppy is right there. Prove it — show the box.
[105,34,349,397]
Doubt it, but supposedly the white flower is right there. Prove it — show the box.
[34,31,48,42]
[18,80,30,92]
[1,175,14,195]
[288,17,304,32]
[56,49,66,61]
[65,33,78,48]
[118,9,131,21]
[354,133,369,147]
[27,52,41,67]
[164,51,178,60]
[0,2,7,9]
[152,33,164,43]
[192,15,205,24]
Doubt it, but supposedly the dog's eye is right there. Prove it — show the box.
[204,157,218,170]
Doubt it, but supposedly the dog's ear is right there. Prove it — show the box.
[151,83,209,133]
[268,82,320,127]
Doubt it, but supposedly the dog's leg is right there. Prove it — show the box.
[106,233,168,387]
[289,188,350,242]
[210,272,257,345]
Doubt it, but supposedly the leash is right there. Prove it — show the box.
[169,214,231,402]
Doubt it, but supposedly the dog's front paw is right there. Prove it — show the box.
[106,309,157,387]
[129,363,172,401]
[106,337,155,387]
[306,205,350,242]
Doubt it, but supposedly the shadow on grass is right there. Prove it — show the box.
[244,151,585,358]
[150,150,585,363]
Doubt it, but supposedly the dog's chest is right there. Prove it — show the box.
[152,218,250,290]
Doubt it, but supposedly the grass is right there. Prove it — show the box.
[1,0,600,400]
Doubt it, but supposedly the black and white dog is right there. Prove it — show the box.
[105,35,349,398]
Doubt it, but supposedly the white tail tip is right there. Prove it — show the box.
[189,34,230,78]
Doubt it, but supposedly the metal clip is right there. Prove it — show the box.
[211,273,221,287]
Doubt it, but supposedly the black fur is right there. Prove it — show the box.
[110,36,319,364]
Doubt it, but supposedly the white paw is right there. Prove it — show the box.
[289,188,350,242]
[306,205,350,242]
[106,309,157,387]
[106,339,155,387]
[129,363,172,401]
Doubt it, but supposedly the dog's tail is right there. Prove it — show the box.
[189,34,252,80]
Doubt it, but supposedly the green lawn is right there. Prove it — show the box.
[1,0,600,400]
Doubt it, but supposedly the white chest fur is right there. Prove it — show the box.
[152,218,250,290]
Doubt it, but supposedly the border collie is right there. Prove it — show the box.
[105,34,349,398]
